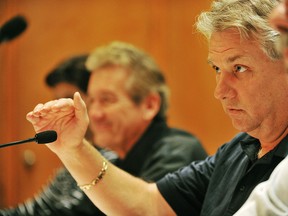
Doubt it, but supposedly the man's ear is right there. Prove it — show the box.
[141,93,161,120]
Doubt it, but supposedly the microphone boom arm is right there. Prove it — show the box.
[0,137,35,148]
[0,130,57,148]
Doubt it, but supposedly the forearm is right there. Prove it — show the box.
[57,139,169,215]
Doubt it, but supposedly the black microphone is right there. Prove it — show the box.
[0,15,28,44]
[0,130,57,148]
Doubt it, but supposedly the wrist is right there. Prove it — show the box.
[55,139,90,161]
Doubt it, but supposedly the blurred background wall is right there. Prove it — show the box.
[0,0,237,207]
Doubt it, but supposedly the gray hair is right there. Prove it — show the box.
[86,41,169,120]
[196,0,282,60]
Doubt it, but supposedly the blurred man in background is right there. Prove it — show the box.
[1,41,207,215]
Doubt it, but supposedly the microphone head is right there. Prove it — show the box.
[35,130,57,144]
[0,15,28,43]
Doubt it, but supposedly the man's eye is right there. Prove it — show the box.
[100,96,117,105]
[234,65,247,73]
[213,65,221,74]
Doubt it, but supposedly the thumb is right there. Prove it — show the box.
[73,92,89,125]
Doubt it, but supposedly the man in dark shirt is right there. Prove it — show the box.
[155,0,288,215]
[1,42,207,215]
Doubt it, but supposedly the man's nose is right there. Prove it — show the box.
[214,72,236,100]
[88,102,105,119]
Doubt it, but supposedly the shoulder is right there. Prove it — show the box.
[159,127,206,152]
[161,127,201,145]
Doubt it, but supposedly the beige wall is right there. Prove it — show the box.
[0,0,237,207]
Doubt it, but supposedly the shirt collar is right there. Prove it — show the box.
[115,118,168,174]
[240,133,288,162]
[240,135,260,161]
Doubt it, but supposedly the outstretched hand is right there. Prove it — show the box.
[26,92,89,154]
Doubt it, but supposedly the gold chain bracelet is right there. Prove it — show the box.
[78,159,108,191]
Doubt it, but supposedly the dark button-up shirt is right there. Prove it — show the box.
[157,132,288,216]
[115,119,207,181]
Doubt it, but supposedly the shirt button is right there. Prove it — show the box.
[239,186,245,192]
